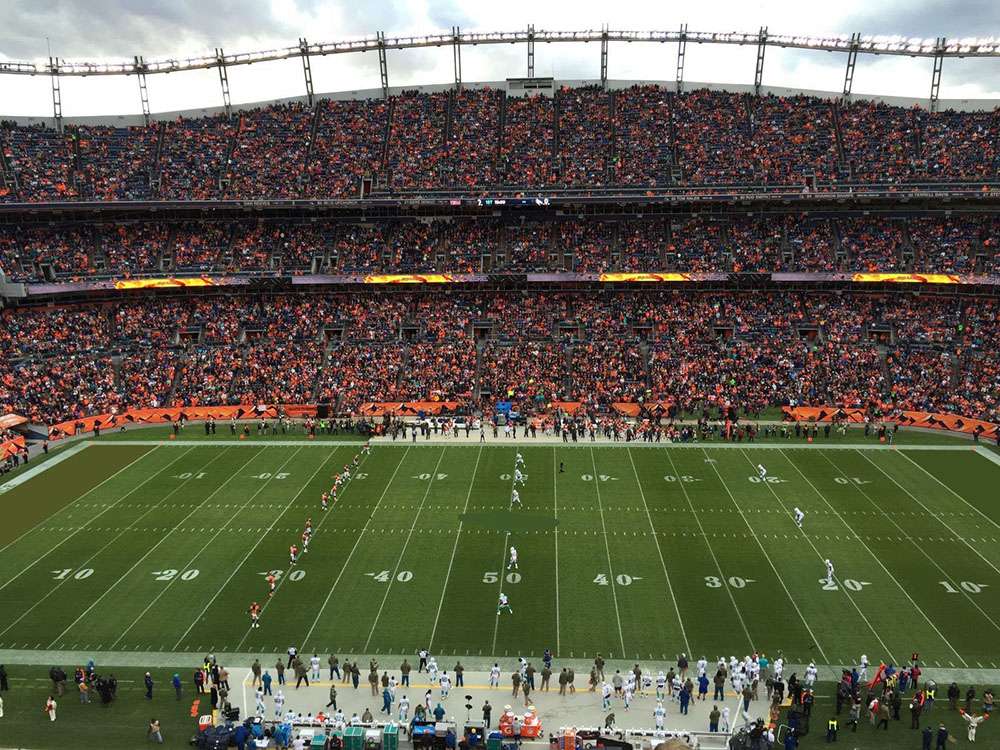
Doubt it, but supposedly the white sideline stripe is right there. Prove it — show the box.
[974,445,1000,469]
[44,448,235,648]
[779,448,964,666]
[104,448,265,648]
[702,447,829,662]
[0,443,87,495]
[589,447,627,659]
[427,446,482,652]
[0,447,195,638]
[301,447,411,648]
[738,449,895,662]
[626,447,690,657]
[0,444,154,557]
[663,451,755,652]
[0,446,172,595]
[170,448,309,650]
[363,448,448,651]
[90,440,979,450]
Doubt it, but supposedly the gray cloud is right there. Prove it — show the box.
[0,0,304,59]
[842,0,1000,38]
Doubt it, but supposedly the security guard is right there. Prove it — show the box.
[826,716,838,742]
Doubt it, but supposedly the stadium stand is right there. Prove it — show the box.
[1,83,999,440]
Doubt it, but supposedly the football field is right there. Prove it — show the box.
[3,436,1000,670]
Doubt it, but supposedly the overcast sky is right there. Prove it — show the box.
[1,0,999,118]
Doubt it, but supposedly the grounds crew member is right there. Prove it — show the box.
[826,717,837,742]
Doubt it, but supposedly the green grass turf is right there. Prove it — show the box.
[2,441,1000,668]
[0,664,213,749]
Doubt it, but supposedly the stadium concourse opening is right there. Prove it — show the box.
[1,25,1000,750]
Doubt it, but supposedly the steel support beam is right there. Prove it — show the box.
[842,32,860,99]
[600,24,609,88]
[299,37,314,106]
[377,31,389,99]
[527,24,535,78]
[215,48,232,118]
[48,57,63,133]
[135,56,151,125]
[930,37,945,112]
[452,26,462,89]
[754,26,767,95]
[676,23,688,93]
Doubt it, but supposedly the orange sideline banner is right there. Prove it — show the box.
[357,402,462,417]
[0,414,29,429]
[48,404,319,440]
[1,435,26,460]
[549,401,584,416]
[612,403,643,417]
[782,406,999,437]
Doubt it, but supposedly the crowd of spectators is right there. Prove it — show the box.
[227,103,313,199]
[158,114,237,200]
[1,214,998,281]
[76,124,158,201]
[306,98,389,198]
[613,85,672,186]
[557,85,612,187]
[500,94,556,186]
[2,89,998,203]
[387,91,449,190]
[3,290,998,426]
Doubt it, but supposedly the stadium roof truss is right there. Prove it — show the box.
[4,27,999,129]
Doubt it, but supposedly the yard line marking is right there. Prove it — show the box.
[363,448,448,651]
[896,450,1000,535]
[301,447,411,648]
[227,448,352,651]
[0,444,158,559]
[0,442,87,496]
[665,451,755,652]
[170,448,316,649]
[103,448,268,648]
[0,446,182,600]
[588,447,627,659]
[552,448,561,655]
[702,448,828,662]
[822,450,1000,639]
[627,447,690,657]
[741,450,895,662]
[491,450,526,654]
[232,447,355,649]
[428,446,483,651]
[0,447,199,638]
[856,451,1000,582]
[44,448,236,648]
